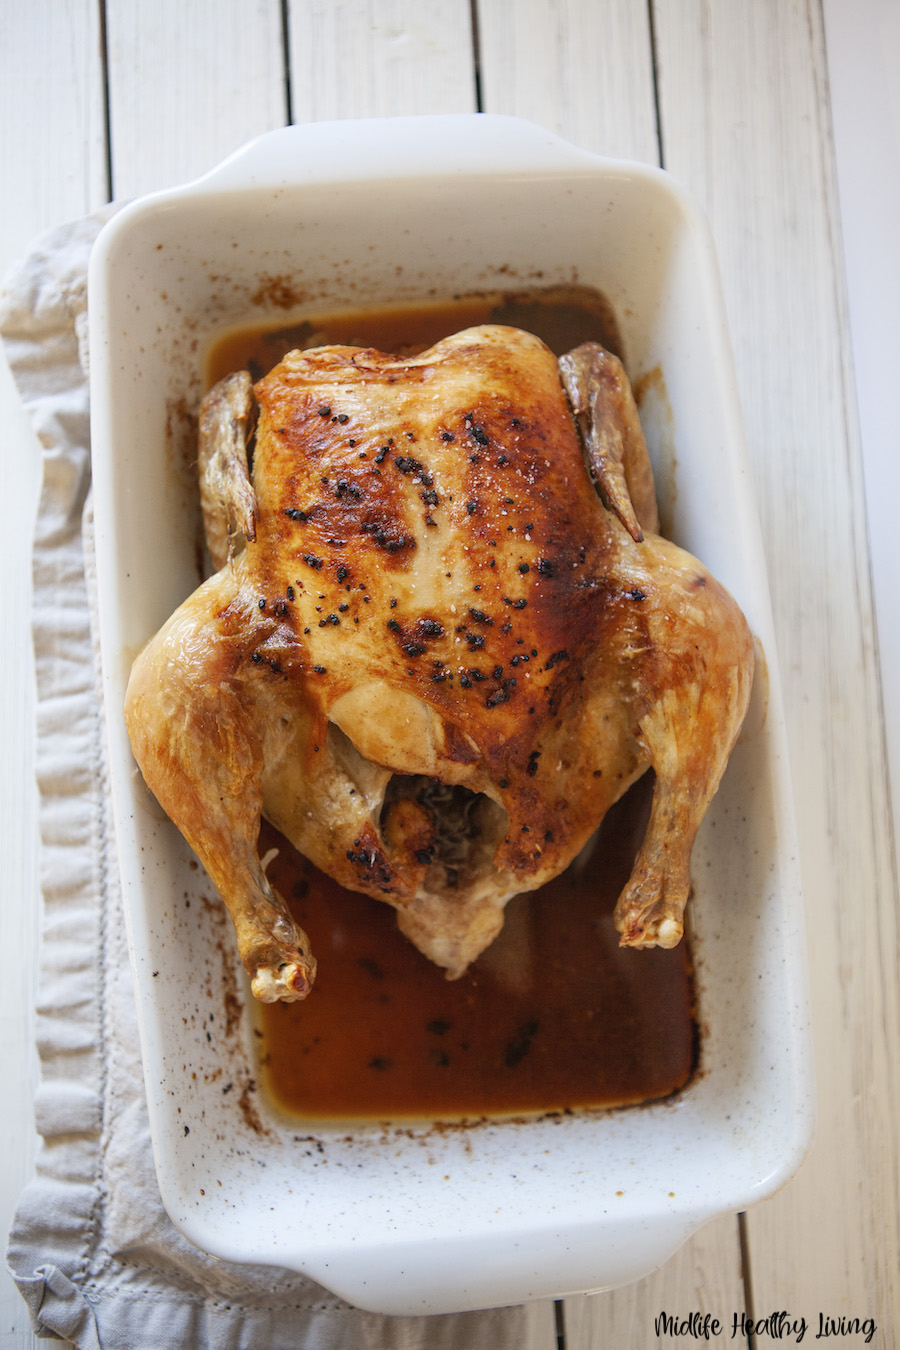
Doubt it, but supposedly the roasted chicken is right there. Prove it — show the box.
[125,325,754,1003]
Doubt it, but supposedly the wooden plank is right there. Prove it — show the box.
[105,0,287,199]
[0,0,107,263]
[285,0,476,121]
[652,0,900,1334]
[0,5,105,1345]
[823,0,900,883]
[476,0,659,163]
[475,6,749,1344]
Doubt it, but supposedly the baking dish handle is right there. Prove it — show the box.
[188,114,609,193]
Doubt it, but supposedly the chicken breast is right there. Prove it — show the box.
[125,325,754,1002]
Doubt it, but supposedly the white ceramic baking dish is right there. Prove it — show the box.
[88,115,813,1315]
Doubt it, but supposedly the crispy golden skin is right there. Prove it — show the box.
[125,326,753,1002]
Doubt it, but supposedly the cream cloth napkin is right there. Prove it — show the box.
[1,214,539,1350]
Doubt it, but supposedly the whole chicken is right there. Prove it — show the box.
[125,325,754,1003]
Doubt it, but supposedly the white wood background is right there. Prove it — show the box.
[1,2,897,1346]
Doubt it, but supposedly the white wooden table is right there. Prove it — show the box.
[2,3,897,1346]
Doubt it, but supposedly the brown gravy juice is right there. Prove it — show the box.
[257,777,695,1121]
[207,287,697,1121]
[205,285,624,386]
